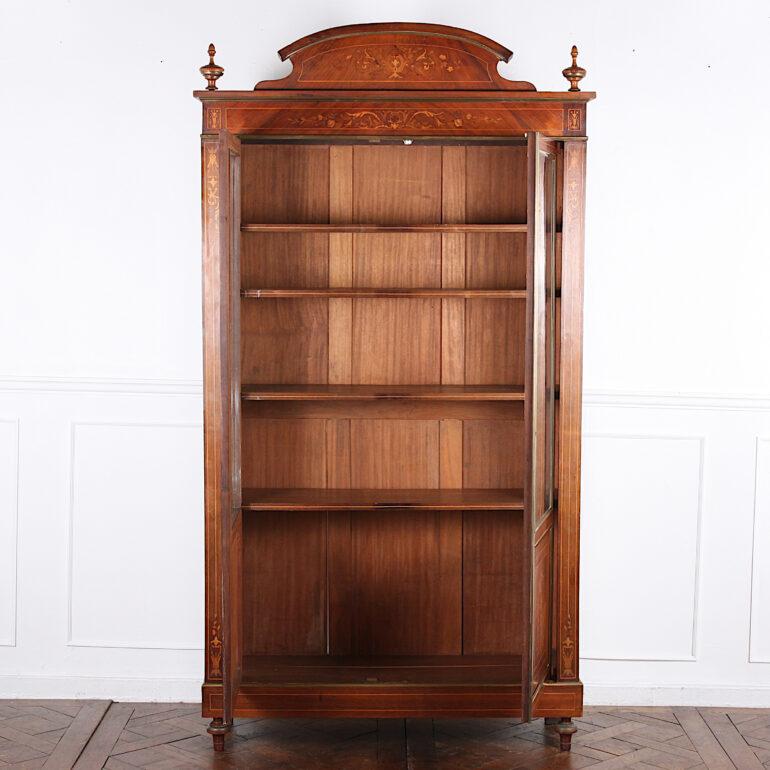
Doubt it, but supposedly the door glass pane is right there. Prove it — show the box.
[534,149,557,524]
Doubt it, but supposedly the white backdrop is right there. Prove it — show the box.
[1,0,768,704]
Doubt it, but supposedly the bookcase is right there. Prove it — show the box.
[195,23,593,753]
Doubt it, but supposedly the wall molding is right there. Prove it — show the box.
[0,376,202,396]
[584,682,770,708]
[749,436,770,664]
[585,389,770,412]
[1,377,770,409]
[0,418,20,648]
[581,433,705,663]
[0,673,201,702]
[66,420,203,651]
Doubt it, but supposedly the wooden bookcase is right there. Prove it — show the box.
[195,23,593,753]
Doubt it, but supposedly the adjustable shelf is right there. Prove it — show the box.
[241,488,525,511]
[242,288,526,299]
[241,384,526,401]
[241,223,528,233]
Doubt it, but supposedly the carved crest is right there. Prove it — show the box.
[255,23,535,91]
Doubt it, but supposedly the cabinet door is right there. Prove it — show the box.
[202,132,242,725]
[524,133,558,716]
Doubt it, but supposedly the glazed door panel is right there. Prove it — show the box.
[525,133,558,716]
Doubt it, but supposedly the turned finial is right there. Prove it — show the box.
[200,43,224,90]
[562,45,586,92]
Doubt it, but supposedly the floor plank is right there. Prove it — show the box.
[4,701,770,768]
[41,701,111,769]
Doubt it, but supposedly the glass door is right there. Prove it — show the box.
[525,132,558,716]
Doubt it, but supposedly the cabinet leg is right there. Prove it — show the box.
[544,717,560,726]
[554,717,577,751]
[207,717,230,752]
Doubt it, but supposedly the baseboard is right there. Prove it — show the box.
[0,674,201,702]
[2,675,770,708]
[585,683,770,708]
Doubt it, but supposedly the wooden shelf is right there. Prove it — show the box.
[241,223,527,233]
[241,384,525,401]
[242,654,522,686]
[242,288,525,299]
[241,488,524,511]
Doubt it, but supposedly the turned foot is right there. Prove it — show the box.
[554,717,577,751]
[208,717,230,752]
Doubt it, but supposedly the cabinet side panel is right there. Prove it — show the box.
[555,141,586,682]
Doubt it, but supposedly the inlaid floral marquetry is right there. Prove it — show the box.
[342,46,467,80]
[286,108,505,130]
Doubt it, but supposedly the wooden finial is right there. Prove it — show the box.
[200,43,224,90]
[562,45,586,92]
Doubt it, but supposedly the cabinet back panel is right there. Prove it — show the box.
[241,233,329,288]
[243,512,327,655]
[463,511,524,654]
[242,418,327,488]
[349,419,439,489]
[241,299,328,384]
[241,145,329,223]
[465,300,526,384]
[466,233,527,290]
[465,146,528,224]
[353,233,441,288]
[351,298,441,384]
[352,146,442,224]
[241,416,523,490]
[331,511,463,655]
[241,510,523,658]
[464,419,525,489]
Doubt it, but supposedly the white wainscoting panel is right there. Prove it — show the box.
[750,437,770,663]
[68,422,204,650]
[0,419,20,647]
[581,434,703,661]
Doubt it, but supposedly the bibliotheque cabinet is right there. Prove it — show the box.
[194,23,593,753]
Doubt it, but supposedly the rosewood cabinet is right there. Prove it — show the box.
[195,23,593,753]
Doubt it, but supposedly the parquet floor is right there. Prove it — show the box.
[0,702,768,769]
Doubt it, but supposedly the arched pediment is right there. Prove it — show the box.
[256,23,535,91]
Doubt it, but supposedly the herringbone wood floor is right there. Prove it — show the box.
[0,702,768,769]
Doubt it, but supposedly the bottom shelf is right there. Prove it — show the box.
[242,654,522,686]
[241,488,524,511]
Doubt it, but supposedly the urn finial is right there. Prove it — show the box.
[200,43,224,90]
[562,45,586,92]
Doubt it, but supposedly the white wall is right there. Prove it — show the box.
[0,0,768,704]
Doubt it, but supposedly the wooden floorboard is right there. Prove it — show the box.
[0,702,768,768]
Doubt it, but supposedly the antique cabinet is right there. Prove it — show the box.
[195,23,593,753]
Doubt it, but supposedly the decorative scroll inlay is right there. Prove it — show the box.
[206,148,219,243]
[209,616,223,678]
[346,46,464,80]
[562,612,576,678]
[208,108,221,130]
[567,108,581,131]
[286,109,504,130]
